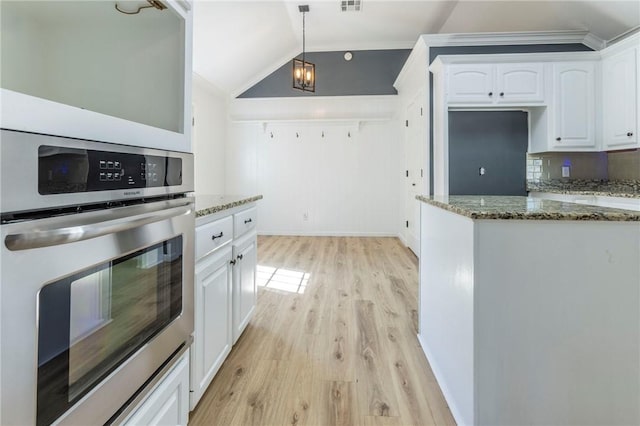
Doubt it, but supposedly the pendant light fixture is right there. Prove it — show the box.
[293,5,315,92]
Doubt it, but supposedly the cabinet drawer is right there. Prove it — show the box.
[196,216,233,259]
[234,207,257,238]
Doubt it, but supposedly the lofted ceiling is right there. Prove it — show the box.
[193,0,640,97]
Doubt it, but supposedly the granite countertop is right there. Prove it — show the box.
[416,195,640,221]
[527,180,640,199]
[195,194,263,218]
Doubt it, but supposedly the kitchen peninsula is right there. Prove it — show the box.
[416,195,640,426]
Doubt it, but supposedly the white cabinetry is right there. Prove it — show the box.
[122,350,190,426]
[447,63,544,105]
[447,65,494,104]
[0,0,193,152]
[602,46,638,150]
[190,203,258,410]
[190,242,233,410]
[551,62,597,149]
[231,206,258,344]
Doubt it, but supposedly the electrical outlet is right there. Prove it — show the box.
[562,166,570,178]
[303,212,308,221]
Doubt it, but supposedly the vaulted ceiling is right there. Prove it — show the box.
[193,1,640,97]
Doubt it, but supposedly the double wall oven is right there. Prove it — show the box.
[0,130,195,425]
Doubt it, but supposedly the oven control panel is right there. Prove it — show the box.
[38,145,183,195]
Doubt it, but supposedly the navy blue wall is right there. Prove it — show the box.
[428,43,593,194]
[238,49,411,98]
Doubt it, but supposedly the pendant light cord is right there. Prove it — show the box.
[302,11,306,69]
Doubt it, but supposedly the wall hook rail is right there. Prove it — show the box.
[115,0,166,15]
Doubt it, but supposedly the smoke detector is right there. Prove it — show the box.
[340,0,362,12]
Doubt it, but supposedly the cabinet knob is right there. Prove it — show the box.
[230,259,236,265]
[499,92,504,97]
[244,218,252,224]
[556,137,562,142]
[237,253,244,260]
[211,232,223,240]
[488,92,493,97]
[627,132,634,137]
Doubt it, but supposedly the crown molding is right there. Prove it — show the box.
[420,30,597,48]
[582,33,606,50]
[604,26,640,48]
[601,30,640,57]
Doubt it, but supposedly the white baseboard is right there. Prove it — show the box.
[417,333,469,426]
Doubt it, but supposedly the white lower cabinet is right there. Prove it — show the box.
[189,203,258,410]
[122,350,190,426]
[232,231,257,344]
[190,245,233,410]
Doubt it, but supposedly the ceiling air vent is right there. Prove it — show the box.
[340,0,362,12]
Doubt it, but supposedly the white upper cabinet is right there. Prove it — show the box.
[602,47,638,150]
[551,62,597,149]
[0,0,193,152]
[447,65,495,103]
[495,63,545,103]
[447,63,544,105]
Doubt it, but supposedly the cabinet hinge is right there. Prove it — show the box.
[405,170,409,177]
[421,169,423,178]
[406,220,409,228]
[420,107,423,116]
[192,117,195,126]
[405,120,409,127]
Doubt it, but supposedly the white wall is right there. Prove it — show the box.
[226,118,403,236]
[192,75,227,195]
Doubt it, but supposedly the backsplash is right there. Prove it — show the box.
[526,149,639,195]
[608,150,640,181]
[527,149,639,182]
[526,152,608,182]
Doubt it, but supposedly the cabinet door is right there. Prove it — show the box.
[496,63,544,103]
[232,233,257,344]
[190,245,233,410]
[447,65,495,104]
[123,350,189,426]
[603,48,638,149]
[552,62,596,149]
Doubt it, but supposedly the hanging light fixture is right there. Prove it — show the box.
[293,5,315,92]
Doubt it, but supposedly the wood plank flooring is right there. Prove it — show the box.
[189,236,455,426]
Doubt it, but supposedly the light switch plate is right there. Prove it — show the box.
[562,166,570,178]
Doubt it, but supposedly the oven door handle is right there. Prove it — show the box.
[5,204,193,251]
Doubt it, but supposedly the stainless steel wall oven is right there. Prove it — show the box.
[0,130,195,425]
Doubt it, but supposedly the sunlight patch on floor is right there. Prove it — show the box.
[257,265,310,294]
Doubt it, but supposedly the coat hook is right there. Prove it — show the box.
[348,131,351,138]
[296,132,299,138]
[321,131,325,138]
[270,132,273,138]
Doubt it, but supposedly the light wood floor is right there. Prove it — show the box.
[189,236,455,426]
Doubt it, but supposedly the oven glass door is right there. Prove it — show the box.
[36,236,183,426]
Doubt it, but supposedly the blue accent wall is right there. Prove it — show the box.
[238,49,411,98]
[428,43,593,194]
